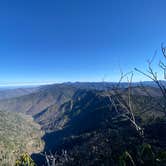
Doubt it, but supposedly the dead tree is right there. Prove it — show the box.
[135,44,166,117]
[105,71,143,137]
[41,150,71,166]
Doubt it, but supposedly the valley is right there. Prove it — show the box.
[0,82,166,165]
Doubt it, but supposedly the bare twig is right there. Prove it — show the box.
[105,71,143,136]
[135,45,166,117]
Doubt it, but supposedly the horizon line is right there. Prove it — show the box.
[0,80,164,87]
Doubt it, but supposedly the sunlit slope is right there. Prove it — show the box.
[0,110,44,166]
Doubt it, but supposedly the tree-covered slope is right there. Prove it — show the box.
[0,110,44,166]
[0,87,38,100]
[0,84,165,165]
[0,84,77,115]
[32,89,166,166]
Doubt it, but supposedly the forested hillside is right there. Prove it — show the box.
[0,110,44,166]
[0,83,165,165]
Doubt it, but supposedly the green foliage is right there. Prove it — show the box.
[15,153,36,166]
[156,151,166,166]
[141,144,155,166]
[119,151,136,166]
[118,144,166,166]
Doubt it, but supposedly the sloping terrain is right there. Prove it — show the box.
[31,88,166,165]
[0,84,77,115]
[0,110,44,166]
[0,83,165,165]
[0,87,38,100]
[34,88,166,166]
[0,83,162,116]
[34,86,164,132]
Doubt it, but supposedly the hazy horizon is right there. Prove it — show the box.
[0,80,164,88]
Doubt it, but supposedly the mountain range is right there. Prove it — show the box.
[0,82,165,165]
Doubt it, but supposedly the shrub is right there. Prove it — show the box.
[15,153,36,166]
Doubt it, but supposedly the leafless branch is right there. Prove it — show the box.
[135,45,166,117]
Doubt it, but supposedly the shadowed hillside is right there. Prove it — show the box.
[0,83,165,165]
[30,87,166,165]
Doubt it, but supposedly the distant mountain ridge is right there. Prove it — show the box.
[0,82,162,116]
[0,82,165,165]
[0,80,163,99]
[0,87,39,100]
[40,81,166,89]
[0,84,77,115]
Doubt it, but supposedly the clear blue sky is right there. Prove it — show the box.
[0,0,166,85]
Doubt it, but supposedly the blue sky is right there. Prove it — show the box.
[0,0,166,85]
